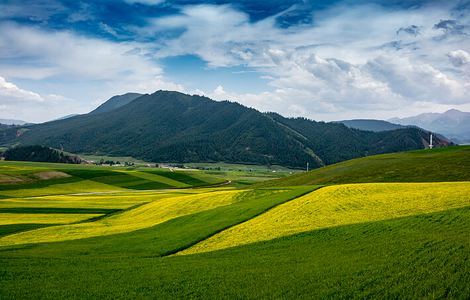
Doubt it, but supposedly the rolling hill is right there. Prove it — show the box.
[0,90,450,168]
[258,146,470,186]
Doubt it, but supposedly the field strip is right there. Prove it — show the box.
[124,171,189,188]
[0,213,103,225]
[178,182,470,255]
[0,191,191,211]
[0,179,127,198]
[0,190,242,246]
[163,186,321,256]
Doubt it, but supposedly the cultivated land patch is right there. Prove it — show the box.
[33,171,70,180]
[180,181,470,255]
[0,213,102,225]
[0,190,242,246]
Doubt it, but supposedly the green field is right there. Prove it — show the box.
[0,147,469,298]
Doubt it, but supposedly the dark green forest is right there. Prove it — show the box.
[2,145,81,164]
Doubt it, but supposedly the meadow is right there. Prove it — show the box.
[0,146,469,299]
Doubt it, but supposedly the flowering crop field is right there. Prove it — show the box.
[180,182,470,255]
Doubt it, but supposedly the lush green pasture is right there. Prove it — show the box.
[0,160,226,198]
[0,207,468,299]
[259,146,470,187]
[0,149,469,299]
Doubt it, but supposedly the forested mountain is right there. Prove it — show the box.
[338,119,405,132]
[0,91,450,168]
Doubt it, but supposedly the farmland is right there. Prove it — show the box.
[0,146,469,299]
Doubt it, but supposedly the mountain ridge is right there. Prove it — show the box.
[390,109,470,144]
[0,90,451,168]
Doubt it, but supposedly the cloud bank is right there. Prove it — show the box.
[0,0,469,122]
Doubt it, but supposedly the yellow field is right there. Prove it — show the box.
[179,182,470,255]
[0,213,101,225]
[0,191,194,210]
[0,190,242,246]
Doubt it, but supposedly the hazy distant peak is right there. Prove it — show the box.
[90,93,144,115]
[0,118,29,125]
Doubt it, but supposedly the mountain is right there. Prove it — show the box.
[337,119,405,132]
[0,118,29,125]
[52,114,80,121]
[90,93,143,114]
[390,109,470,144]
[0,90,451,168]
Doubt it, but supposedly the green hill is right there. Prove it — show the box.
[0,91,450,168]
[259,146,470,187]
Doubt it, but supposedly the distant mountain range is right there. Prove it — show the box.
[390,109,470,144]
[337,119,406,132]
[0,118,29,126]
[0,91,450,168]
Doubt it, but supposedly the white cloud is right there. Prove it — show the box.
[447,49,470,67]
[147,2,470,120]
[0,23,162,81]
[0,76,83,122]
[0,23,184,122]
[0,76,44,103]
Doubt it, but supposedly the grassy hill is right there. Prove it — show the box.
[258,146,470,187]
[0,90,450,168]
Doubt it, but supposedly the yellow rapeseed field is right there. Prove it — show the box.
[179,182,470,255]
[0,213,102,225]
[0,191,186,210]
[0,190,241,246]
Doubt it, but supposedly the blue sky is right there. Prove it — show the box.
[0,0,469,122]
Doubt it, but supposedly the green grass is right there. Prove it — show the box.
[0,207,468,298]
[0,149,469,298]
[259,146,470,187]
[0,161,228,198]
[0,224,54,238]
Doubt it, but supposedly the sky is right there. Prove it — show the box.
[0,0,469,123]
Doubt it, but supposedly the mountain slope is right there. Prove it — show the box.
[390,109,470,144]
[338,119,405,132]
[90,93,143,115]
[0,91,451,168]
